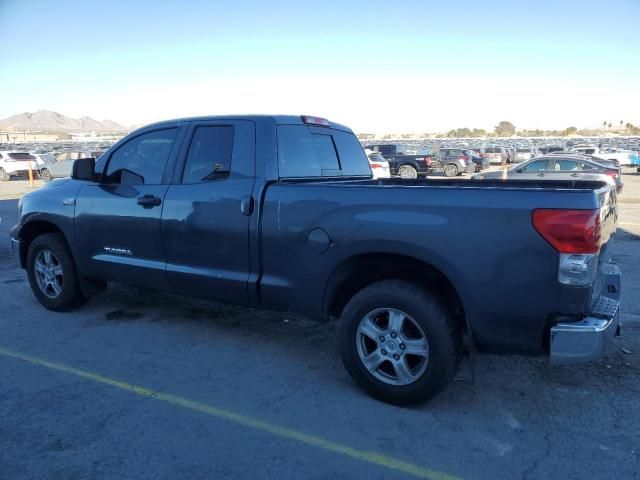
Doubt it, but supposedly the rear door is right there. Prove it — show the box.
[74,126,183,289]
[547,158,584,180]
[161,120,256,304]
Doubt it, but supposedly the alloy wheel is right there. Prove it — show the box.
[356,308,429,386]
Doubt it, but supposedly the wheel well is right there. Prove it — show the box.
[18,221,65,267]
[324,253,467,333]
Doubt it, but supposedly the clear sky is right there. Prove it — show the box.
[1,0,638,133]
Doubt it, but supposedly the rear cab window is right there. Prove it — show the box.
[277,125,371,178]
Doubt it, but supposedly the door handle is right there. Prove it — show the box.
[537,173,545,177]
[137,194,162,208]
[570,173,580,177]
[240,196,254,216]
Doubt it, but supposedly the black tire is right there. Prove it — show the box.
[0,168,10,181]
[338,280,461,406]
[443,164,458,177]
[26,233,87,311]
[397,165,418,179]
[39,169,52,181]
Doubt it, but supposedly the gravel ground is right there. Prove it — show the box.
[0,174,638,480]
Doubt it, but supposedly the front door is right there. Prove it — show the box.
[74,126,183,290]
[161,120,256,304]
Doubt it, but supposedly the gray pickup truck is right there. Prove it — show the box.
[10,115,622,405]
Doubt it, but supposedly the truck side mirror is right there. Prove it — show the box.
[71,157,96,181]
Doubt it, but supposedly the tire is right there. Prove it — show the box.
[26,233,87,311]
[39,169,52,181]
[0,168,10,181]
[338,280,461,406]
[443,164,458,177]
[398,165,418,179]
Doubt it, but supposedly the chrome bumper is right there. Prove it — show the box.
[550,263,621,366]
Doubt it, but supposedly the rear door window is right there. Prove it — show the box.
[554,160,579,171]
[182,126,234,183]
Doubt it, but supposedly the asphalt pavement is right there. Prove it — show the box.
[0,175,638,480]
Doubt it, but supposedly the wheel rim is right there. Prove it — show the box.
[444,165,456,176]
[0,169,7,180]
[41,170,50,180]
[356,308,429,386]
[399,166,417,179]
[34,249,64,299]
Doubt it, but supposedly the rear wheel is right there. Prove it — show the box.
[0,168,10,181]
[398,165,418,179]
[26,233,86,311]
[339,280,461,405]
[443,164,458,177]
[39,169,52,181]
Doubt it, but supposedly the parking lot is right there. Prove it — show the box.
[0,175,639,480]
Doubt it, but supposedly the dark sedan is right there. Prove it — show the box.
[472,155,623,193]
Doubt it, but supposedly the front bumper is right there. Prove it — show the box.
[550,262,621,365]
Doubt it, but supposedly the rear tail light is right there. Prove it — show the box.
[370,163,382,169]
[532,209,601,254]
[532,209,602,286]
[604,170,618,179]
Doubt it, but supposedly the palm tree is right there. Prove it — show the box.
[608,122,612,129]
[602,121,607,130]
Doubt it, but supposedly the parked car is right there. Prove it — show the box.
[38,150,105,181]
[30,152,54,166]
[595,147,637,167]
[464,149,490,172]
[364,149,391,179]
[479,146,508,165]
[435,148,479,176]
[514,147,535,162]
[11,115,621,406]
[0,151,38,181]
[365,144,432,178]
[538,145,565,155]
[473,155,623,193]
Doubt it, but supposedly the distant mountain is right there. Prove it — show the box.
[0,110,127,132]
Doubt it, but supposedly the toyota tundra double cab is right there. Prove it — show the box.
[10,115,622,405]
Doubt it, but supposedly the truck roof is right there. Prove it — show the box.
[136,115,353,134]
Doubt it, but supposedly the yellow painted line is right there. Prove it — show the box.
[0,346,459,480]
[619,222,640,227]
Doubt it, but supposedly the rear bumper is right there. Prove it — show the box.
[550,262,621,366]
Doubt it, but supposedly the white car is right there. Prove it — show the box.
[571,146,635,166]
[365,149,390,179]
[0,151,38,181]
[30,152,54,166]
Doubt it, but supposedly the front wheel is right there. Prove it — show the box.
[339,280,461,405]
[26,233,86,311]
[397,165,418,179]
[0,168,10,181]
[443,164,458,177]
[39,168,52,181]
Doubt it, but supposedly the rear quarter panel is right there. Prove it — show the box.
[259,181,605,353]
